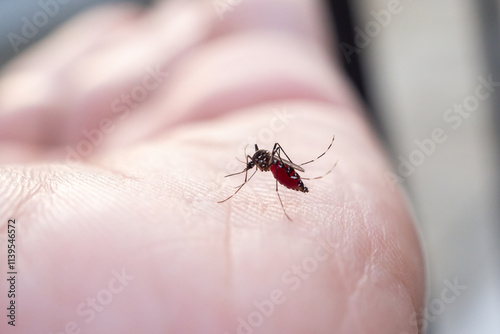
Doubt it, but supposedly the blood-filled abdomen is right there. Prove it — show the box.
[270,161,308,192]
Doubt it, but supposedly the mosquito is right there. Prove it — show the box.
[218,136,337,220]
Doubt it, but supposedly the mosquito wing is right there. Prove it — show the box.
[278,158,305,172]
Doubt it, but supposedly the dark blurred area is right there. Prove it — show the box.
[326,0,367,102]
[479,0,500,183]
[1,0,499,333]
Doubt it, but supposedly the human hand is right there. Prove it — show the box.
[0,1,424,333]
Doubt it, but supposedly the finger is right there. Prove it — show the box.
[61,0,213,144]
[103,0,359,150]
[68,0,341,150]
[0,0,211,146]
[206,0,334,49]
[0,3,143,145]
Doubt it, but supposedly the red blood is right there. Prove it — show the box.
[270,161,307,192]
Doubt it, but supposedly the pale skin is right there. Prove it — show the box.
[0,0,425,333]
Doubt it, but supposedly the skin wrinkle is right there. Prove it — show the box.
[15,167,141,231]
[28,170,88,228]
[339,272,370,334]
[227,170,364,328]
[373,208,421,326]
[224,206,234,288]
[336,177,420,332]
[0,170,39,219]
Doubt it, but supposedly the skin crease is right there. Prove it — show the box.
[0,0,425,333]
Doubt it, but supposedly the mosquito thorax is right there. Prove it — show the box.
[252,149,272,171]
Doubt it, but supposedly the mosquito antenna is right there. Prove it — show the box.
[235,144,250,164]
[254,144,259,151]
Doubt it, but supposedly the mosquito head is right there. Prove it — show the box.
[251,149,272,171]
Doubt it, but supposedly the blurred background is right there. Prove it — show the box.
[345,0,500,333]
[1,0,499,333]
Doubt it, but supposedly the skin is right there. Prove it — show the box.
[0,0,425,333]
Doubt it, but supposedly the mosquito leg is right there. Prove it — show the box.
[219,155,254,203]
[272,143,296,164]
[218,169,249,203]
[300,135,335,166]
[233,168,257,188]
[224,155,253,178]
[224,169,246,178]
[243,155,251,182]
[302,161,338,180]
[276,178,292,221]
